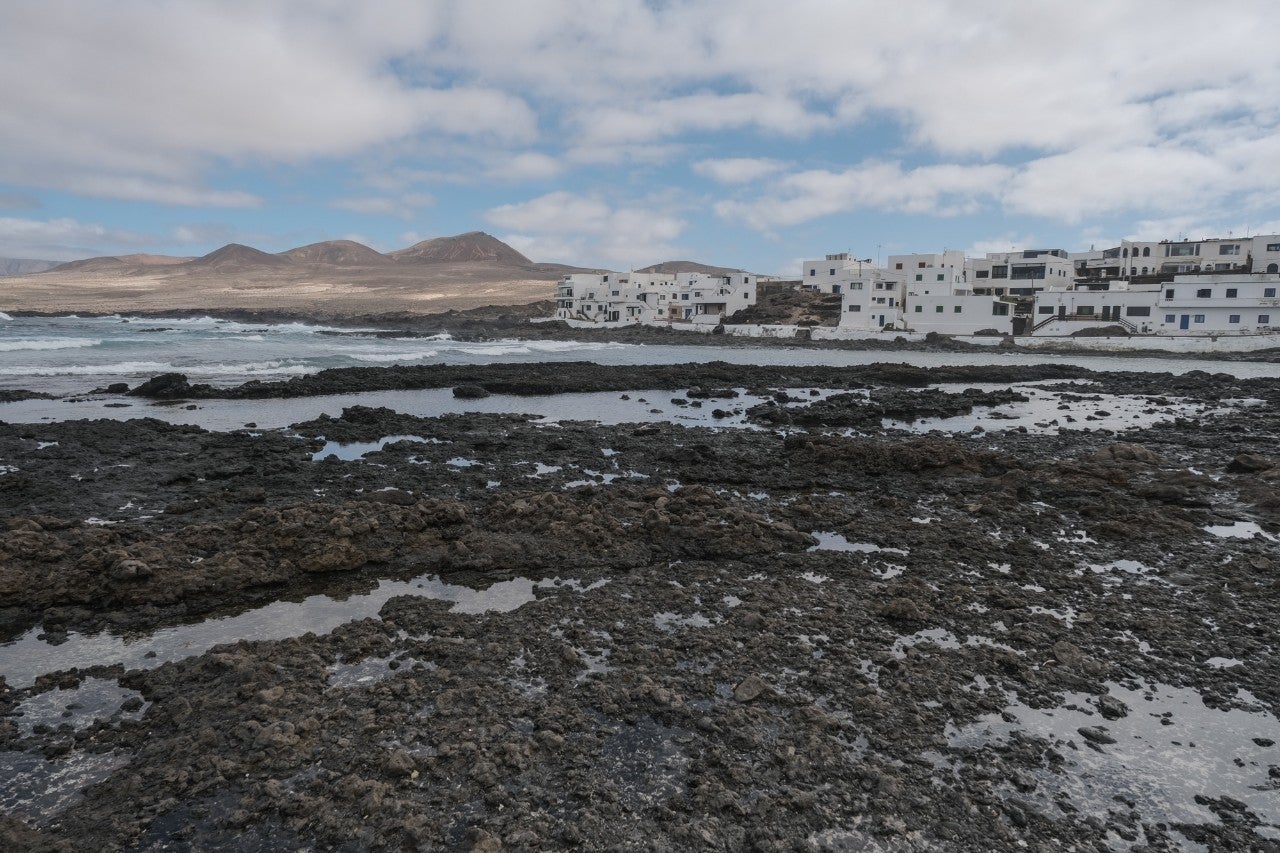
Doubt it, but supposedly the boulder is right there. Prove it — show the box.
[452,385,490,399]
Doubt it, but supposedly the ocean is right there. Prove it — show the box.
[3,314,1280,403]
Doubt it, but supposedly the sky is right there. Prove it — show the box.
[1,0,1279,275]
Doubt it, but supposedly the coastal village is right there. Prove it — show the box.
[553,232,1280,341]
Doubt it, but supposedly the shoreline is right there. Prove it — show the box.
[8,305,1280,363]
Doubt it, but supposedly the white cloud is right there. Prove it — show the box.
[0,216,148,260]
[693,158,787,184]
[329,192,434,219]
[0,1,535,205]
[485,191,685,266]
[717,161,1015,231]
[485,152,565,182]
[171,224,234,245]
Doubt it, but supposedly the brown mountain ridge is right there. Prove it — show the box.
[11,232,746,316]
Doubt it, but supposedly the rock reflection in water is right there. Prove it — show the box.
[948,681,1280,836]
[0,574,547,689]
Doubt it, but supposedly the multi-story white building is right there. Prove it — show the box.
[554,270,756,326]
[905,282,1014,335]
[969,249,1073,296]
[1072,235,1279,285]
[834,267,907,330]
[1031,273,1280,336]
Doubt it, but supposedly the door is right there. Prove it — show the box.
[1179,314,1190,330]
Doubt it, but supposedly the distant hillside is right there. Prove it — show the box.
[636,260,745,276]
[0,258,58,276]
[0,231,567,316]
[279,240,392,267]
[187,243,293,271]
[390,231,532,265]
[49,256,130,274]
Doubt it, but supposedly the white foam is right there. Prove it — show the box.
[0,338,102,352]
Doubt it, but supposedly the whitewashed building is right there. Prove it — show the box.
[835,266,907,330]
[554,270,756,326]
[969,249,1073,296]
[1031,273,1280,336]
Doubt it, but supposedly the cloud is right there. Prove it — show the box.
[485,191,685,266]
[693,158,787,184]
[171,223,234,245]
[329,192,434,219]
[0,216,149,260]
[0,1,535,205]
[485,152,564,182]
[717,161,1015,231]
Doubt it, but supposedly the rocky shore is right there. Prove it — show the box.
[2,363,1279,850]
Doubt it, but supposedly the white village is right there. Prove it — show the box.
[553,232,1280,347]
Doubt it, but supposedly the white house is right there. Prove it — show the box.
[969,249,1073,296]
[554,270,756,326]
[1031,273,1280,336]
[836,267,907,330]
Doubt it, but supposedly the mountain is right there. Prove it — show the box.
[186,243,294,271]
[0,258,59,276]
[389,231,532,265]
[1,232,567,316]
[636,260,745,275]
[49,256,131,273]
[278,240,392,267]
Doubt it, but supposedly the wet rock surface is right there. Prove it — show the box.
[2,363,1279,850]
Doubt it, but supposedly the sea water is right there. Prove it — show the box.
[4,315,1280,400]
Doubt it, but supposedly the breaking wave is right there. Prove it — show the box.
[0,337,103,352]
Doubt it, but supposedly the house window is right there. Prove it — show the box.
[991,265,1008,278]
[895,263,903,270]
[1266,287,1277,297]
[1229,314,1241,323]
[1220,245,1240,255]
[681,294,689,300]
[935,305,944,313]
[1037,306,1054,315]
[915,274,923,281]
[851,282,863,289]
[832,285,842,294]
[992,303,1009,316]
[1165,289,1175,299]
[1196,289,1211,298]
[1168,243,1198,257]
[1142,247,1151,257]
[1194,314,1206,323]
[829,268,836,275]
[1260,314,1271,324]
[936,274,945,281]
[1267,243,1280,252]
[848,304,861,312]
[918,262,926,268]
[1125,306,1151,317]
[809,269,816,276]
[1165,314,1175,323]
[914,305,923,313]
[1077,306,1095,315]
[1226,288,1238,298]
[954,305,962,313]
[975,270,990,278]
